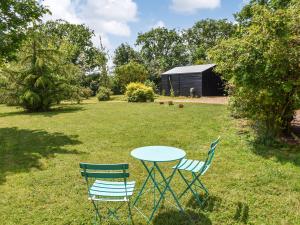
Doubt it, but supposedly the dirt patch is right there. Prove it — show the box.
[156,96,228,105]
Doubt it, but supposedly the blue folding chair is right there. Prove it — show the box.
[80,163,135,224]
[172,137,220,206]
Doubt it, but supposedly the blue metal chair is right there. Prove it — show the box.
[80,163,135,224]
[172,137,220,206]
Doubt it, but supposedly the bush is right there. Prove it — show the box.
[144,80,158,93]
[125,82,154,102]
[80,88,93,99]
[97,87,112,101]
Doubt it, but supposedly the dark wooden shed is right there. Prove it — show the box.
[161,64,224,97]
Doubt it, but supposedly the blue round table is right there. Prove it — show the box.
[131,146,186,223]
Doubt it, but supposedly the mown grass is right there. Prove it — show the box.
[0,98,299,225]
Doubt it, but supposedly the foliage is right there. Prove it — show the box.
[97,87,112,101]
[209,2,300,141]
[183,19,236,63]
[79,87,93,99]
[234,0,293,26]
[113,43,141,67]
[109,75,122,95]
[0,30,83,111]
[144,80,158,93]
[39,20,108,93]
[170,88,175,97]
[125,82,154,102]
[114,61,149,92]
[39,20,107,70]
[136,27,188,79]
[0,0,49,62]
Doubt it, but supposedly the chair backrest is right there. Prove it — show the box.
[80,163,130,197]
[200,137,220,175]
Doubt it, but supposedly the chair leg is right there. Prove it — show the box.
[177,170,203,206]
[127,200,134,225]
[194,174,209,197]
[91,200,101,224]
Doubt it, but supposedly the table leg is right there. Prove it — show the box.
[155,162,184,211]
[133,161,163,207]
[147,160,184,222]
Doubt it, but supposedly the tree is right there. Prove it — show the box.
[113,43,141,67]
[136,28,188,80]
[114,61,148,92]
[0,29,83,111]
[234,0,293,26]
[184,19,236,63]
[0,0,48,62]
[208,2,300,141]
[39,20,107,71]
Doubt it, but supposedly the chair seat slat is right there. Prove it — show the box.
[89,190,134,197]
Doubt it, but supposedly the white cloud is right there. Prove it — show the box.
[170,0,220,14]
[152,20,165,29]
[42,0,138,50]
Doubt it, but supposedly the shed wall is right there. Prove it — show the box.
[202,69,224,96]
[161,73,202,96]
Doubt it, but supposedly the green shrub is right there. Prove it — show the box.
[170,88,175,97]
[144,80,158,93]
[125,82,154,102]
[97,87,112,101]
[80,88,93,99]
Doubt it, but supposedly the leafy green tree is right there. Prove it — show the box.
[136,27,188,79]
[39,20,107,71]
[234,0,293,26]
[114,61,149,92]
[0,30,82,111]
[0,0,48,62]
[184,19,236,63]
[208,2,300,141]
[113,43,141,67]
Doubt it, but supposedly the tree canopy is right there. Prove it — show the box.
[0,0,48,62]
[183,19,236,63]
[113,43,141,67]
[136,27,188,79]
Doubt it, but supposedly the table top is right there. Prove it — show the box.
[131,146,186,162]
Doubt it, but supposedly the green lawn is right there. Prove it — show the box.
[0,99,300,225]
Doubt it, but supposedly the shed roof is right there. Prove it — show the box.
[162,64,216,75]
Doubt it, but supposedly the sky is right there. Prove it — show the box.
[41,0,247,59]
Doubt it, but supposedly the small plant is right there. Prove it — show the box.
[168,101,174,106]
[161,89,166,96]
[170,88,175,97]
[97,87,112,101]
[125,82,154,102]
[179,104,184,108]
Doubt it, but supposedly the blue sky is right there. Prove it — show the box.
[42,0,246,57]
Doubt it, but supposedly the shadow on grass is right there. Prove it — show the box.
[153,209,211,225]
[233,202,249,224]
[0,105,84,118]
[186,195,249,224]
[250,141,300,167]
[0,127,82,184]
[186,195,222,212]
